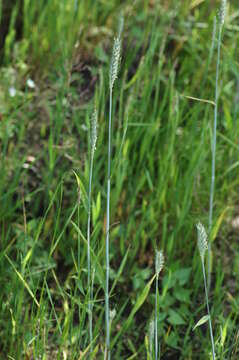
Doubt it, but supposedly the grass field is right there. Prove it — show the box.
[0,0,239,359]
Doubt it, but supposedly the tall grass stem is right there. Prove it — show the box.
[87,109,97,355]
[197,222,215,359]
[105,88,112,359]
[201,259,216,360]
[208,16,224,290]
[155,250,164,360]
[105,21,122,357]
[87,151,94,354]
[155,275,159,360]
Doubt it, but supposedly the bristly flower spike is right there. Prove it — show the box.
[219,0,227,25]
[91,108,98,154]
[196,222,208,262]
[155,250,164,277]
[109,36,121,90]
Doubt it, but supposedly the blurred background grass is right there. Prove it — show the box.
[0,0,239,358]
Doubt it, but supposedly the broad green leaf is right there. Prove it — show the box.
[174,287,191,303]
[168,309,186,325]
[160,293,176,308]
[174,267,191,285]
[162,270,176,294]
[165,331,179,349]
[193,315,210,331]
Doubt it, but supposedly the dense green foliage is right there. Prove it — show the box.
[0,0,239,358]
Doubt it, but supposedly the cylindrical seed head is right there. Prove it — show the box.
[196,222,208,261]
[109,36,121,90]
[155,250,164,276]
[219,0,227,25]
[91,108,98,153]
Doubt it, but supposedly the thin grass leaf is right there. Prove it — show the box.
[71,220,104,288]
[110,246,130,295]
[5,254,40,308]
[193,315,210,331]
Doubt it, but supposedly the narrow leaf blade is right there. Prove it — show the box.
[193,315,210,331]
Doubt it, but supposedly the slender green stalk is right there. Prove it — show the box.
[87,109,97,356]
[208,0,226,290]
[202,16,217,89]
[201,258,216,360]
[87,152,94,351]
[196,223,215,360]
[105,21,123,358]
[105,87,112,360]
[77,197,80,268]
[155,250,164,360]
[155,274,158,360]
[149,319,154,359]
